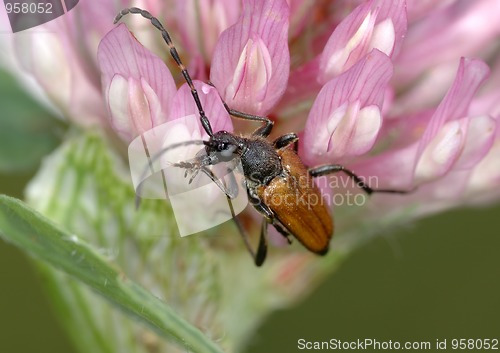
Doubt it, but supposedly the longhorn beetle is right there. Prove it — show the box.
[114,7,410,266]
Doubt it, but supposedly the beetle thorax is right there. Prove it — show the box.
[205,132,281,185]
[240,137,282,185]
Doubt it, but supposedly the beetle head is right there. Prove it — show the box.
[204,131,244,162]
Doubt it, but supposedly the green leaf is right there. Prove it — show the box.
[0,70,62,172]
[0,195,224,353]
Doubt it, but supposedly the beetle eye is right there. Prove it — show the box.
[220,143,228,150]
[220,143,236,159]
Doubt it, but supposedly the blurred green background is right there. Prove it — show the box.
[0,69,499,353]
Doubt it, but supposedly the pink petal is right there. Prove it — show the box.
[319,1,378,81]
[404,169,472,205]
[107,75,164,140]
[176,0,241,61]
[98,24,177,141]
[467,140,500,196]
[416,58,490,157]
[350,143,420,190]
[350,105,383,154]
[351,57,491,189]
[210,0,290,115]
[314,102,382,161]
[375,0,407,57]
[319,0,407,83]
[370,18,396,56]
[128,78,156,134]
[226,34,273,102]
[303,50,392,165]
[6,12,106,126]
[108,74,132,137]
[68,1,120,67]
[395,0,500,87]
[454,115,497,170]
[415,118,468,183]
[470,91,500,120]
[160,115,209,163]
[170,80,233,138]
[406,0,452,23]
[140,77,165,128]
[470,55,500,119]
[390,61,459,117]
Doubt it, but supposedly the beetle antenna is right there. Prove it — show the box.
[114,7,214,137]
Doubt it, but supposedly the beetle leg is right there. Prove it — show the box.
[204,81,274,137]
[199,166,239,199]
[249,189,292,249]
[245,189,278,266]
[229,213,268,266]
[255,220,269,266]
[223,166,240,200]
[308,164,414,195]
[273,133,299,153]
[227,201,259,265]
[224,104,274,137]
[247,188,275,222]
[226,190,268,266]
[272,222,293,244]
[171,160,240,199]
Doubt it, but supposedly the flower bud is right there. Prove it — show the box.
[304,50,392,165]
[98,24,177,142]
[319,0,407,82]
[210,0,290,115]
